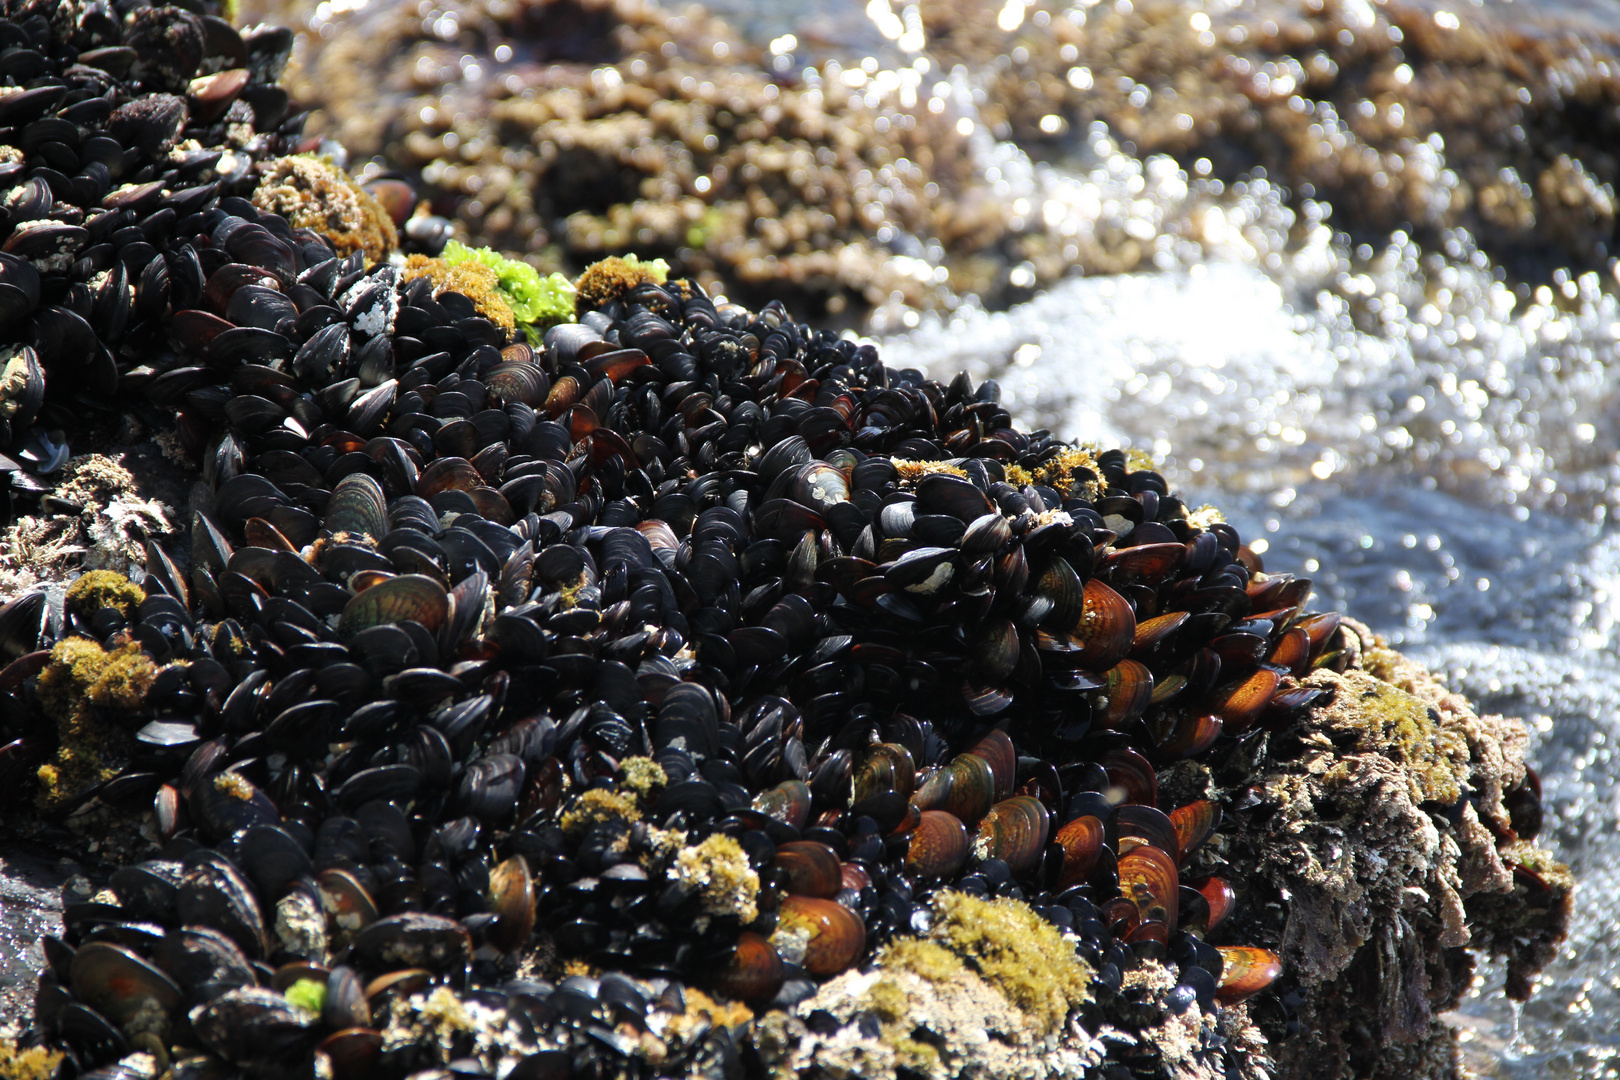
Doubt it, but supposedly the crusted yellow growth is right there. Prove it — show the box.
[1186,504,1226,530]
[213,771,256,800]
[893,459,968,480]
[401,254,516,335]
[33,638,153,810]
[416,985,474,1037]
[0,1039,63,1080]
[617,756,668,804]
[671,833,759,922]
[1003,446,1102,500]
[1125,448,1160,473]
[1332,666,1465,805]
[574,255,669,316]
[63,569,144,622]
[252,155,398,264]
[562,959,595,977]
[875,937,965,983]
[559,788,641,834]
[917,891,1092,1033]
[863,976,946,1074]
[663,988,753,1045]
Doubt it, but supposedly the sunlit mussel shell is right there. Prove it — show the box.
[973,795,1050,875]
[1265,625,1312,677]
[1117,843,1179,930]
[754,779,813,830]
[771,895,865,976]
[1098,746,1158,807]
[1100,541,1185,588]
[709,931,785,1004]
[1101,659,1154,728]
[912,751,996,824]
[784,461,850,511]
[774,841,843,899]
[1296,611,1345,668]
[967,729,1017,800]
[1115,805,1179,861]
[1143,707,1224,761]
[1186,875,1237,934]
[852,742,916,804]
[1211,668,1281,734]
[1214,946,1282,1005]
[351,912,472,975]
[1168,800,1222,864]
[1263,685,1330,731]
[336,573,449,639]
[70,942,182,1037]
[1053,814,1106,889]
[904,809,970,879]
[487,855,536,952]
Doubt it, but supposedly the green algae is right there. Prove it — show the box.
[441,240,576,341]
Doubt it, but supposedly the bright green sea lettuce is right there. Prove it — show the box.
[441,240,577,341]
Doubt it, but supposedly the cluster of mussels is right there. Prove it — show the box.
[0,1,1466,1079]
[0,0,311,477]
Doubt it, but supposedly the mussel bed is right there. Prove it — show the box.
[0,0,1569,1078]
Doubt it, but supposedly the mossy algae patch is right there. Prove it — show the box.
[0,1040,63,1080]
[906,891,1093,1034]
[33,637,156,810]
[251,155,398,264]
[62,569,145,624]
[437,240,577,340]
[575,255,669,316]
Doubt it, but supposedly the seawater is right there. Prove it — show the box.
[862,7,1620,1073]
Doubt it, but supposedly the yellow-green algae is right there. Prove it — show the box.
[881,890,1093,1033]
[62,569,144,623]
[401,253,516,336]
[0,1040,63,1080]
[440,240,576,340]
[558,787,641,834]
[284,978,326,1015]
[1334,646,1467,805]
[574,255,669,316]
[1002,445,1103,502]
[251,155,398,264]
[671,833,759,923]
[33,636,156,810]
[616,756,668,805]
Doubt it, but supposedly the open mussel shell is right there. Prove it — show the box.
[772,896,865,977]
